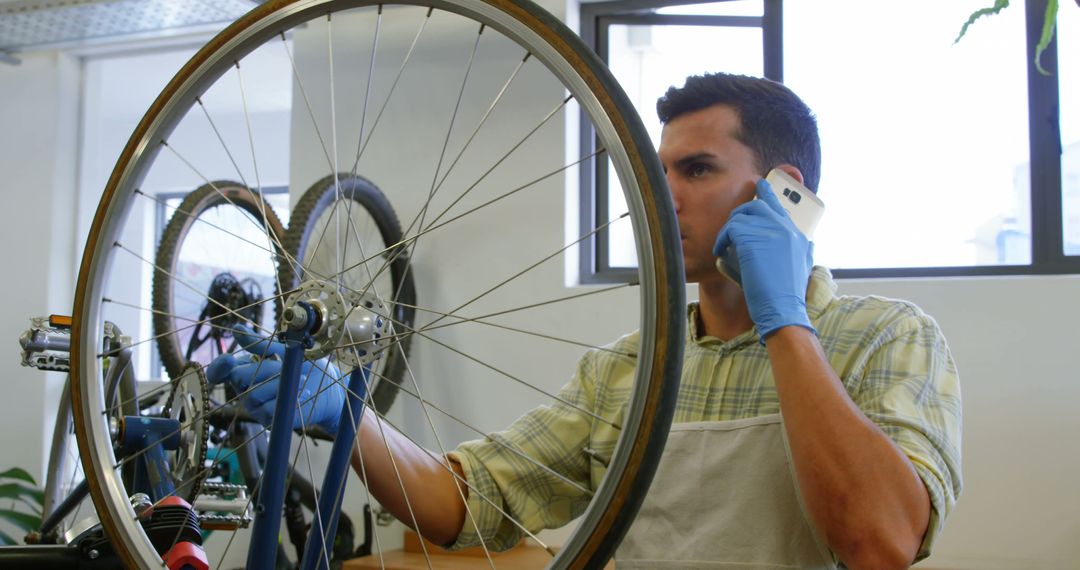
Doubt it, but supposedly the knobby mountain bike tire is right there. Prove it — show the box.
[70,1,685,568]
[281,173,417,414]
[152,181,287,380]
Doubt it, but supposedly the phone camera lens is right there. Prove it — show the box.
[788,190,802,204]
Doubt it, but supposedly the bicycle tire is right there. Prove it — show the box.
[70,1,685,568]
[280,173,417,414]
[152,181,287,380]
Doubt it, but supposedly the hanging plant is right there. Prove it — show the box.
[955,0,1068,74]
[0,467,44,545]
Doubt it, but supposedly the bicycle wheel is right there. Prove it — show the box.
[281,173,417,414]
[70,1,685,568]
[152,181,287,380]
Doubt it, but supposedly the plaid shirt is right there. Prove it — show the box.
[448,267,962,560]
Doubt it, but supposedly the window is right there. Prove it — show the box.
[580,0,780,282]
[152,188,290,379]
[580,0,1073,279]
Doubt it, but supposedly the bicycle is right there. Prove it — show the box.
[68,0,685,568]
[8,176,405,567]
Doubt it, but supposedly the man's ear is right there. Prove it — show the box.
[774,164,806,186]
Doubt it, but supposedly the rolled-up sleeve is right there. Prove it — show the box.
[445,351,599,551]
[851,312,963,561]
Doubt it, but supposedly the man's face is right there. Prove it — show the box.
[657,104,760,285]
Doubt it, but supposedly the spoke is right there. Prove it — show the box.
[423,211,628,335]
[362,372,434,566]
[364,404,555,555]
[368,364,593,498]
[235,60,299,293]
[340,371,387,568]
[280,32,335,176]
[98,288,294,358]
[134,190,301,275]
[420,94,577,234]
[379,22,485,340]
[292,369,333,570]
[379,318,498,566]
[157,143,302,274]
[110,359,276,471]
[194,96,250,188]
[343,283,637,356]
[351,7,433,170]
[109,241,276,338]
[327,13,346,285]
[371,94,575,294]
[345,3,381,183]
[415,22,486,234]
[322,147,604,293]
[104,377,176,418]
[379,299,636,357]
[399,320,622,430]
[430,51,531,200]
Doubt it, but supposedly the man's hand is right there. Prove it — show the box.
[205,325,346,435]
[713,178,815,341]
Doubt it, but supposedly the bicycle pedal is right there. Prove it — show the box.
[19,316,71,372]
[194,481,253,530]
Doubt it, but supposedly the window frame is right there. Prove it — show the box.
[578,0,1072,282]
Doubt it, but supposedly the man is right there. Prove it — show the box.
[211,73,962,568]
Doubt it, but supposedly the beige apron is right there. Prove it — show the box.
[615,414,838,569]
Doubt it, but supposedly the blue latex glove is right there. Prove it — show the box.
[713,178,816,342]
[206,325,346,435]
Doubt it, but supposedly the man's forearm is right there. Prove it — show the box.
[765,326,929,569]
[349,414,467,546]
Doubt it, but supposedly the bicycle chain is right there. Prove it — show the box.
[163,363,211,503]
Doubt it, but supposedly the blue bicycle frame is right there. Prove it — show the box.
[247,302,370,570]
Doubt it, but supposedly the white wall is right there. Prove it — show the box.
[0,1,1077,567]
[0,51,80,482]
[838,276,1080,569]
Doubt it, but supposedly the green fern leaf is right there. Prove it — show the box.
[0,483,44,508]
[1035,0,1059,75]
[0,509,40,532]
[955,0,1011,43]
[0,468,37,486]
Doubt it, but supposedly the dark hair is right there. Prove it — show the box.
[656,73,821,192]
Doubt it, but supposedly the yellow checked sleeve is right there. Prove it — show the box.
[848,309,963,561]
[446,351,600,551]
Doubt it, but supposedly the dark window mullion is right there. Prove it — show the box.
[1027,0,1063,264]
[762,0,781,81]
[601,14,761,26]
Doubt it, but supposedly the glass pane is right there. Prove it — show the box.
[1059,6,1080,255]
[657,0,763,17]
[605,22,763,268]
[785,1,1031,268]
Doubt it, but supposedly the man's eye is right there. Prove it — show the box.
[687,164,709,177]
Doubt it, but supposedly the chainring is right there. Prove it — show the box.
[164,363,211,503]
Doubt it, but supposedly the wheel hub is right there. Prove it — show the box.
[281,280,392,366]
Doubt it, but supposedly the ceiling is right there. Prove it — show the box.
[0,0,261,54]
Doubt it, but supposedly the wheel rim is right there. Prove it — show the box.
[71,1,684,568]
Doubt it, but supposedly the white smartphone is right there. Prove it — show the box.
[764,168,825,239]
[715,168,826,285]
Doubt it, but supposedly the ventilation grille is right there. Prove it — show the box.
[0,0,258,52]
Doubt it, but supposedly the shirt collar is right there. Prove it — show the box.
[687,266,837,346]
[806,265,838,321]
